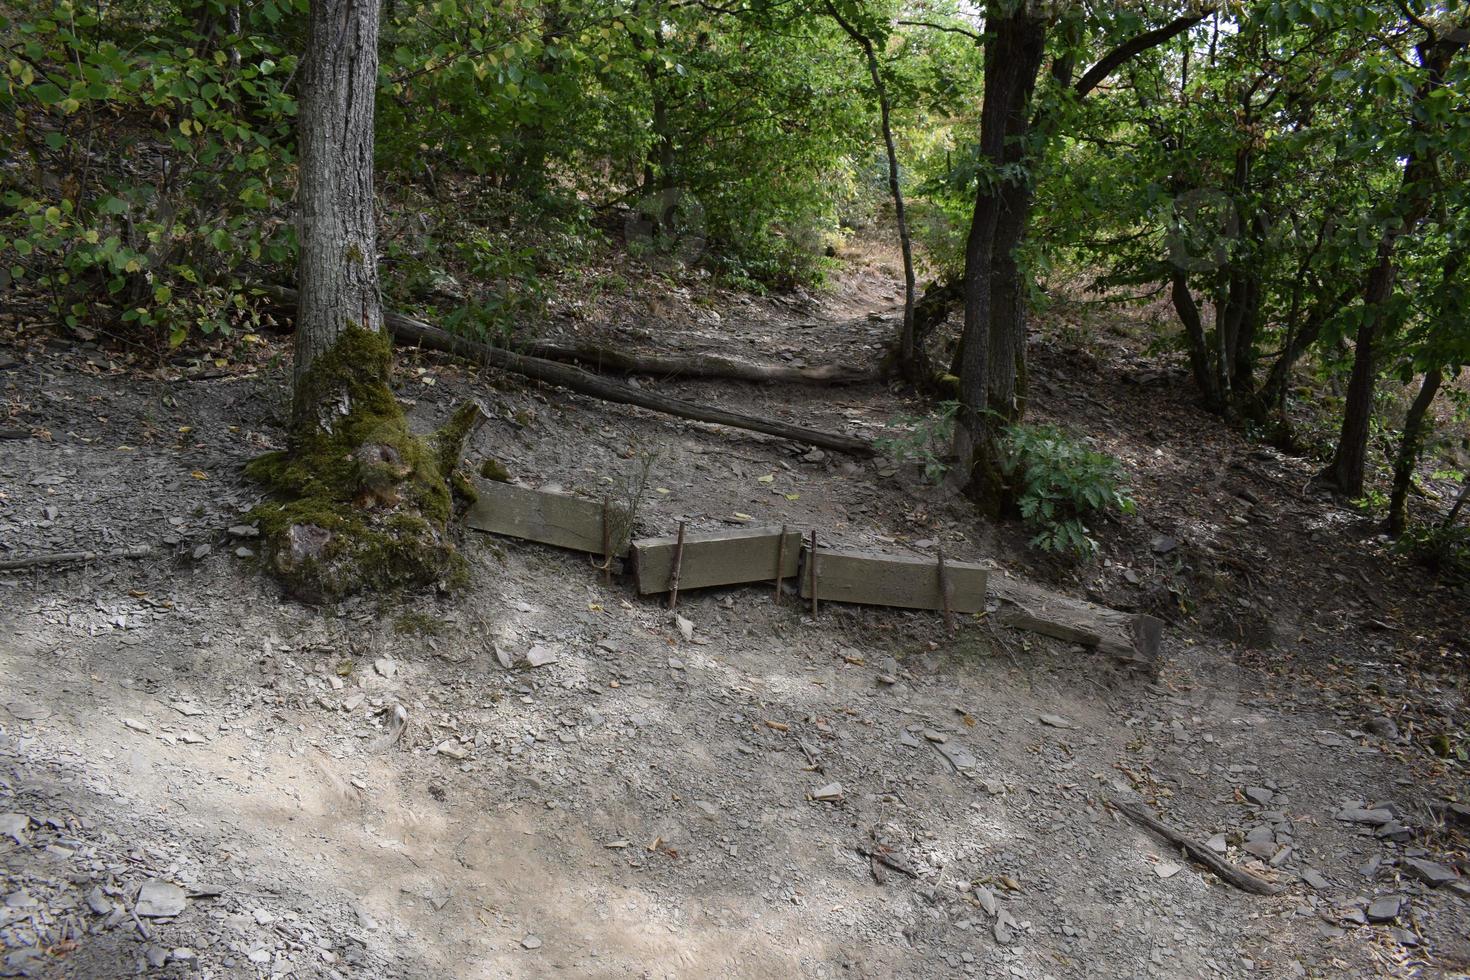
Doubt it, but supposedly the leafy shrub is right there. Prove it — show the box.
[1002,424,1134,557]
[1396,520,1470,575]
[875,401,958,483]
[0,0,300,346]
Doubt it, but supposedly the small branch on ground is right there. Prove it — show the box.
[0,546,153,570]
[1109,796,1285,896]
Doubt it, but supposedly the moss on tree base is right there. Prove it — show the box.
[246,325,472,602]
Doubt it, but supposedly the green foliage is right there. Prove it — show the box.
[245,325,462,600]
[1002,424,1135,557]
[875,401,958,482]
[1395,521,1470,576]
[1,0,300,344]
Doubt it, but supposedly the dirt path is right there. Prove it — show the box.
[2,265,1467,978]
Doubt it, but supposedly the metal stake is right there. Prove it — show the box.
[600,497,613,585]
[807,530,819,618]
[667,521,687,611]
[937,546,955,633]
[773,523,787,604]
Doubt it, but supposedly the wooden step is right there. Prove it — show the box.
[464,480,630,556]
[631,525,801,594]
[798,546,989,612]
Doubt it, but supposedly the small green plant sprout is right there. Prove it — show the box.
[1002,423,1135,557]
[874,401,959,483]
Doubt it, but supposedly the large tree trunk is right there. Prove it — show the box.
[292,0,384,392]
[247,0,475,601]
[1388,367,1443,536]
[953,3,1047,513]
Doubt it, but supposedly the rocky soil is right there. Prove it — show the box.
[2,258,1467,978]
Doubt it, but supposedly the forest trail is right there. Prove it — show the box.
[2,261,1468,978]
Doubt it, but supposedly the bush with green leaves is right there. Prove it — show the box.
[1,0,300,346]
[875,401,958,483]
[1002,424,1135,557]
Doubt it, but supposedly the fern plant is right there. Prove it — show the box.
[1002,424,1135,557]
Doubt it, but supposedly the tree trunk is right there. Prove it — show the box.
[292,0,383,391]
[954,4,1047,512]
[1171,271,1221,408]
[1319,251,1394,498]
[1320,32,1462,494]
[824,3,919,384]
[247,0,473,601]
[1388,367,1442,536]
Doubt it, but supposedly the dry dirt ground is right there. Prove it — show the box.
[2,256,1468,979]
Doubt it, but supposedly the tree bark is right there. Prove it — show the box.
[1319,31,1464,495]
[262,285,879,384]
[1388,367,1442,536]
[385,310,877,456]
[1171,270,1221,408]
[247,0,467,601]
[954,3,1047,511]
[293,0,383,395]
[825,2,919,384]
[953,4,1207,511]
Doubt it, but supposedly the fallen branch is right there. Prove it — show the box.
[261,286,875,458]
[855,843,920,879]
[1110,796,1285,896]
[0,546,153,570]
[261,286,879,385]
[520,338,881,385]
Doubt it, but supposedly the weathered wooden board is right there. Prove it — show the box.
[632,526,801,594]
[464,480,629,556]
[990,575,1162,666]
[798,547,989,612]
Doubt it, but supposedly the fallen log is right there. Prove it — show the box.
[1110,796,1285,896]
[519,338,881,385]
[990,575,1162,667]
[259,287,875,458]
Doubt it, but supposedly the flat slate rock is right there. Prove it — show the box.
[1403,858,1456,888]
[1300,869,1331,890]
[1365,895,1403,923]
[135,880,187,918]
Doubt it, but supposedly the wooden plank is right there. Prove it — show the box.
[798,547,988,612]
[632,526,801,594]
[464,480,630,556]
[990,576,1162,665]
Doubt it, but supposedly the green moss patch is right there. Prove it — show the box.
[246,325,465,601]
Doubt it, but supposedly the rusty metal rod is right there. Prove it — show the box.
[667,521,687,610]
[937,546,955,632]
[773,523,787,604]
[808,530,819,618]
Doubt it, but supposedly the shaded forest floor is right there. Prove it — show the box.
[1,243,1468,978]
